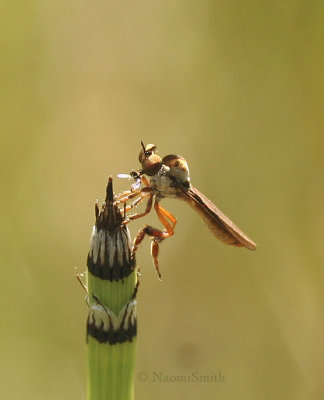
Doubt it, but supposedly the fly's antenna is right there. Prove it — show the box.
[141,141,145,151]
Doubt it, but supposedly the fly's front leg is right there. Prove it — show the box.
[114,188,142,206]
[140,175,150,187]
[122,191,154,227]
[114,174,150,203]
[114,184,153,222]
[119,191,151,213]
[122,196,143,213]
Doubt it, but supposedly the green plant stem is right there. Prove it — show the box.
[85,177,138,400]
[87,337,137,400]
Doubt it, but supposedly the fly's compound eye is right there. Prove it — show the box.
[138,143,157,163]
[141,154,162,176]
[138,142,161,175]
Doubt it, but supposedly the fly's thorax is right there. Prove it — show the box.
[149,165,179,198]
[162,154,190,186]
[149,162,190,198]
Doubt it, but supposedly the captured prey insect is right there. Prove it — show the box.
[116,142,256,280]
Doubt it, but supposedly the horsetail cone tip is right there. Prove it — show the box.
[87,177,136,281]
[86,176,138,345]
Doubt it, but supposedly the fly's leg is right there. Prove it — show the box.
[131,225,168,281]
[114,175,150,202]
[154,202,177,234]
[119,191,151,213]
[131,201,177,280]
[151,202,177,279]
[122,192,154,226]
[114,189,142,205]
[122,195,143,212]
[140,175,150,187]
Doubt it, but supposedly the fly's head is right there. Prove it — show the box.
[138,141,162,176]
[139,142,191,194]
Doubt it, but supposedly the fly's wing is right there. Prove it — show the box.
[179,186,256,250]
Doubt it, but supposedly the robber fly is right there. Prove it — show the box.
[116,142,256,279]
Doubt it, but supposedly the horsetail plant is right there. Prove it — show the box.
[81,177,138,400]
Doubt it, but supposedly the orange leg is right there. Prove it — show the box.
[131,200,177,280]
[122,193,154,226]
[129,193,154,221]
[114,175,150,202]
[140,175,150,187]
[154,202,177,235]
[122,196,143,212]
[131,225,168,280]
[119,191,151,213]
[114,188,142,205]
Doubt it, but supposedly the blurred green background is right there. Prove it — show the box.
[1,1,323,399]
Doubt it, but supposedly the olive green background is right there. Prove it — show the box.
[1,1,323,399]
